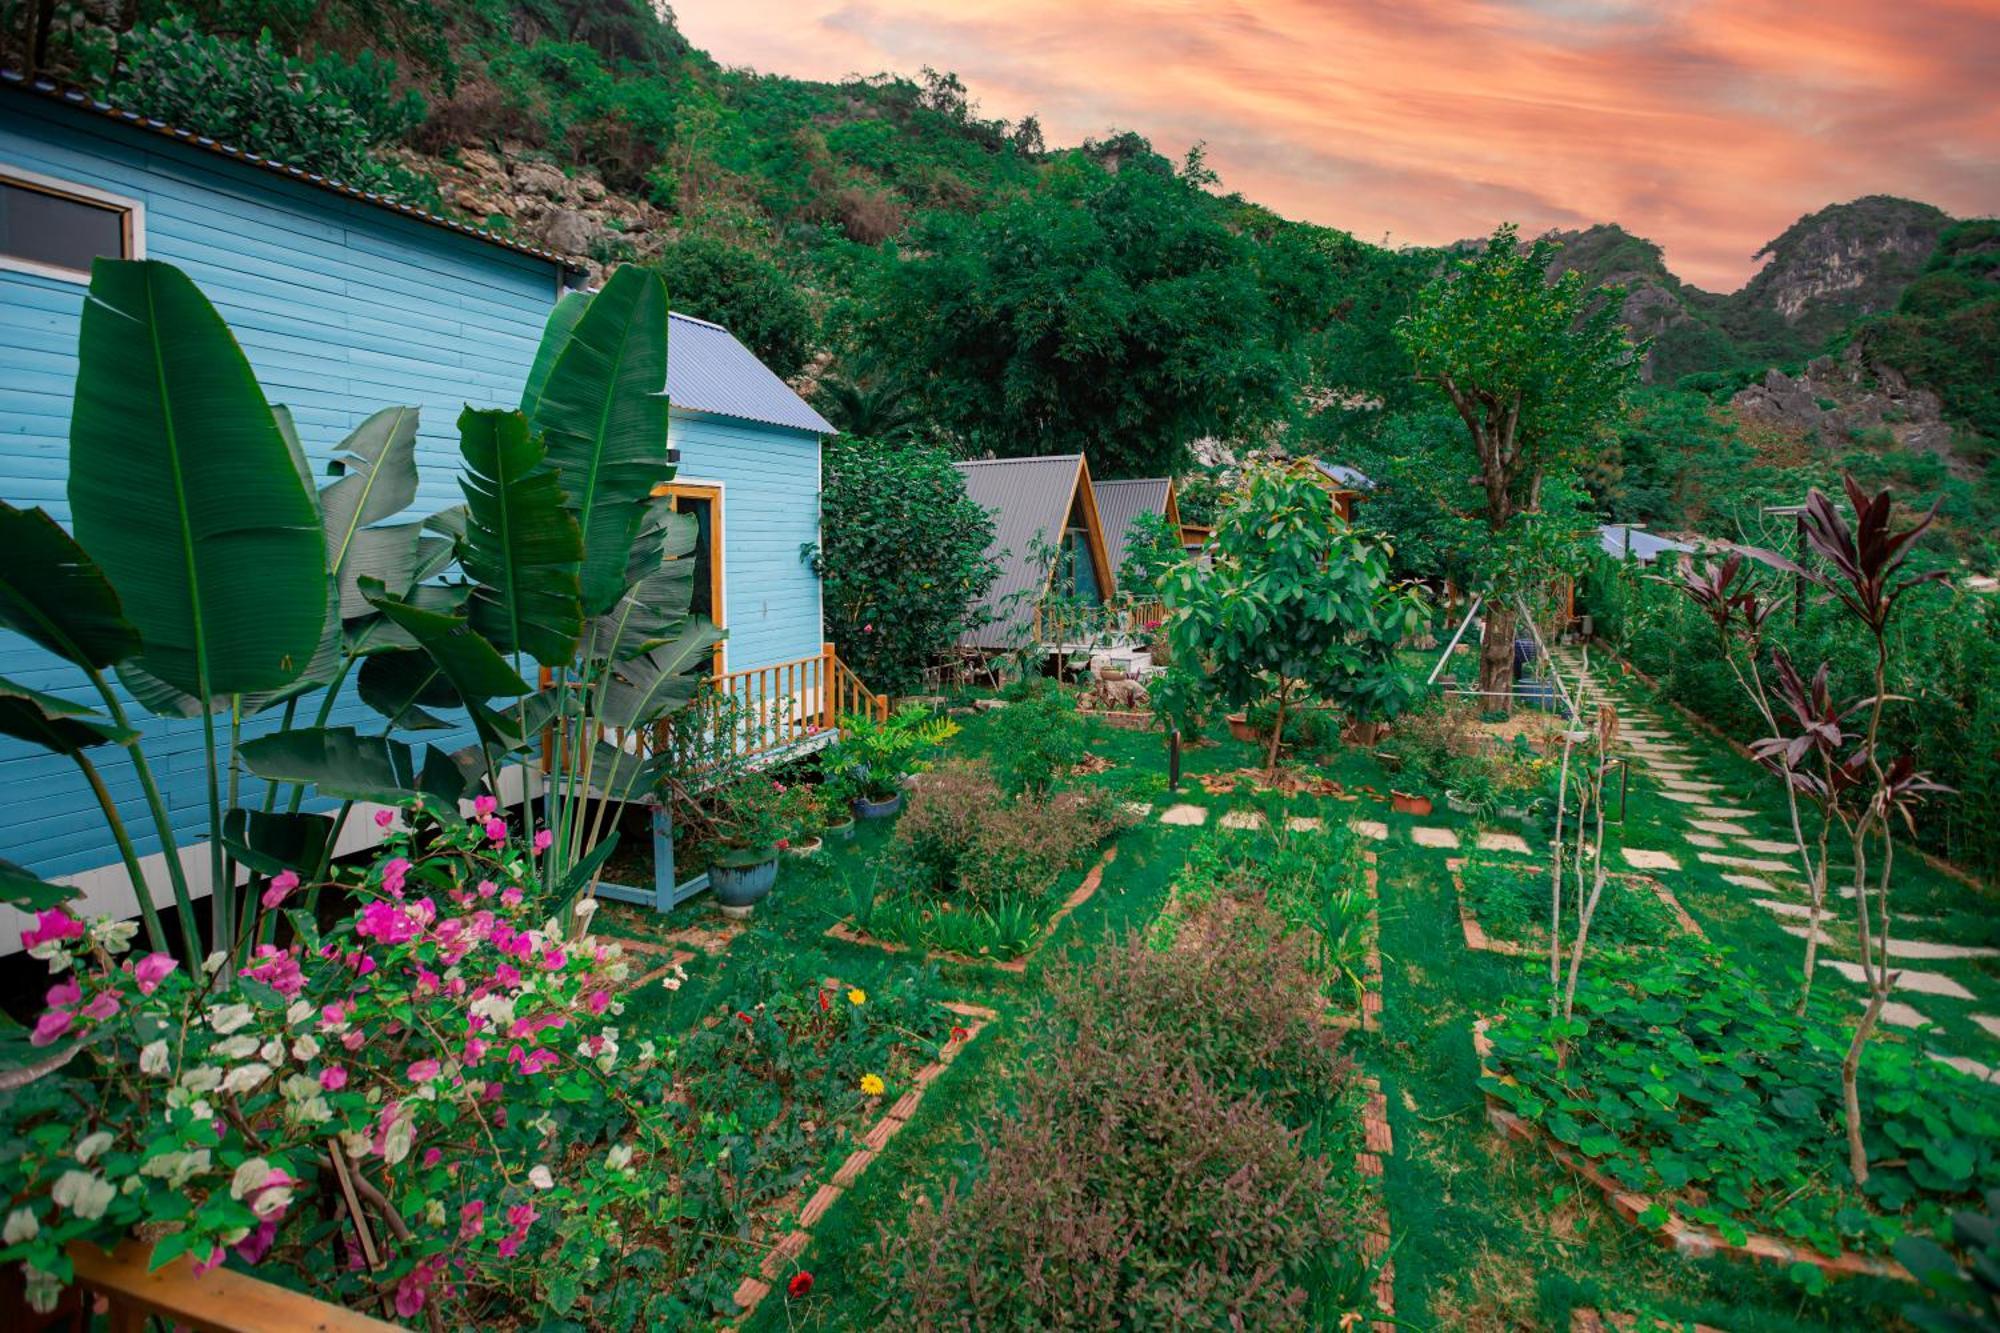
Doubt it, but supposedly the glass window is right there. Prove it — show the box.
[0,177,130,278]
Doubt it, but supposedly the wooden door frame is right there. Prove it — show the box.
[650,479,726,674]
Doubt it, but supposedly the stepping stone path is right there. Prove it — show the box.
[1930,1053,2000,1085]
[1879,1000,1932,1029]
[1220,810,1265,831]
[1683,832,1725,849]
[1723,873,1778,892]
[1411,826,1460,850]
[1740,838,1802,855]
[1689,819,1752,835]
[1475,831,1532,855]
[1285,816,1322,832]
[1352,819,1388,841]
[1973,1015,2000,1040]
[1820,959,1976,1000]
[1754,898,1818,919]
[1620,848,1681,871]
[1658,791,1709,805]
[1695,805,1759,820]
[1660,777,1723,793]
[1699,852,1797,874]
[1159,804,1208,827]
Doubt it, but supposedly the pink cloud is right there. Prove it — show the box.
[673,0,1999,291]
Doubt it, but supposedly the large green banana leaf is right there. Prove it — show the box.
[360,579,530,760]
[521,289,592,421]
[68,259,326,698]
[221,808,335,878]
[321,406,420,580]
[357,649,457,731]
[0,501,140,670]
[0,676,136,753]
[1,858,80,913]
[458,407,584,664]
[239,726,473,814]
[589,506,699,660]
[595,620,724,733]
[529,266,671,615]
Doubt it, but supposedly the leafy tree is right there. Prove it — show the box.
[858,154,1318,477]
[1161,468,1421,776]
[1396,224,1639,707]
[1115,509,1186,599]
[806,438,999,694]
[813,372,924,445]
[652,235,816,380]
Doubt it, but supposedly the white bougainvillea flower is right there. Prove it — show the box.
[221,1062,273,1095]
[74,1131,113,1165]
[3,1207,37,1245]
[23,1266,58,1314]
[291,1035,321,1062]
[285,1000,314,1028]
[91,918,137,955]
[528,1164,555,1190]
[140,1148,212,1189]
[179,1065,222,1095]
[51,1169,114,1220]
[206,1002,252,1034]
[212,1035,260,1062]
[138,1040,169,1076]
[202,951,228,976]
[605,1144,634,1172]
[230,1157,274,1200]
[259,1038,285,1064]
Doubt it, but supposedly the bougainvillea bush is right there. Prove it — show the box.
[0,806,958,1326]
[1481,950,2000,1265]
[869,907,1375,1329]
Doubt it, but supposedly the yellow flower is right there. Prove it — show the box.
[847,987,866,1006]
[859,1073,885,1097]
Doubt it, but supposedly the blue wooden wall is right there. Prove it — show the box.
[669,409,826,675]
[0,97,562,884]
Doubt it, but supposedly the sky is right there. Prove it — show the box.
[669,0,2000,292]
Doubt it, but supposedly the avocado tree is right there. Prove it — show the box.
[1161,468,1422,777]
[1396,225,1637,709]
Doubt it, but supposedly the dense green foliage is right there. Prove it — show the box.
[1858,220,2000,448]
[806,438,998,695]
[650,235,815,379]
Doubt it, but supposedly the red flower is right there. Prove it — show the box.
[949,1025,970,1043]
[737,1011,754,1026]
[817,989,832,1012]
[776,838,790,850]
[787,1271,814,1299]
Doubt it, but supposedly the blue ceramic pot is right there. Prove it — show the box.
[852,792,904,820]
[710,849,779,913]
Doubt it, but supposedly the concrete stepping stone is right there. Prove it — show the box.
[1475,831,1531,855]
[1644,763,1695,776]
[1820,959,1975,1000]
[1159,804,1209,827]
[1220,810,1265,830]
[1929,1053,1999,1084]
[1699,852,1796,874]
[1620,848,1680,871]
[1739,838,1801,855]
[1411,826,1460,849]
[1972,1015,2000,1041]
[1723,873,1778,892]
[1879,1000,1932,1029]
[1881,938,2000,962]
[1659,791,1708,805]
[1352,819,1388,841]
[1755,898,1818,919]
[1660,778,1722,793]
[1689,818,1751,835]
[1683,832,1725,849]
[1121,802,1154,818]
[1695,805,1759,820]
[1285,816,1322,832]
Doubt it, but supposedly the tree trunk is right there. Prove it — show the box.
[1480,603,1518,712]
[1264,680,1288,781]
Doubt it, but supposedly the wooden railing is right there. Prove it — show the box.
[65,1239,398,1332]
[1032,598,1169,648]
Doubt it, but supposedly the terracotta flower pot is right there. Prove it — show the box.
[1226,714,1260,745]
[1390,790,1433,817]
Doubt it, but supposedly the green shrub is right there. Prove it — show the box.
[987,686,1088,798]
[651,235,816,379]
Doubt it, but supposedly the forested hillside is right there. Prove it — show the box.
[5,0,1994,552]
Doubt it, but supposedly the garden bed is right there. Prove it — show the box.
[1357,1074,1398,1331]
[728,996,997,1321]
[1449,858,1703,957]
[824,844,1119,974]
[1472,1016,1912,1282]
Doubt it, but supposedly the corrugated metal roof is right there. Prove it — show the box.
[954,455,1089,649]
[1598,524,1698,564]
[1094,478,1172,578]
[668,313,833,435]
[1312,459,1375,491]
[2,69,586,276]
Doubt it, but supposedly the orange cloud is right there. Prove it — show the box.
[672,0,2000,290]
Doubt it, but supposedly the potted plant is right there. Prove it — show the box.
[1226,712,1261,745]
[1390,789,1434,816]
[829,707,959,819]
[778,783,829,855]
[707,777,791,916]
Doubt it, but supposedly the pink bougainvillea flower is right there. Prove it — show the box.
[241,945,305,998]
[458,1199,486,1240]
[81,990,120,1021]
[342,1029,366,1052]
[261,869,300,911]
[533,829,552,853]
[20,908,83,952]
[500,886,523,908]
[586,990,611,1016]
[131,952,178,995]
[380,857,411,897]
[540,947,566,973]
[484,818,507,843]
[356,900,421,945]
[30,1008,73,1047]
[422,1147,443,1169]
[191,1245,225,1278]
[373,808,396,829]
[473,794,498,818]
[234,1219,278,1265]
[477,879,497,899]
[320,1065,348,1091]
[406,1059,442,1084]
[46,977,81,1010]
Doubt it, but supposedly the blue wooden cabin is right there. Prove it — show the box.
[0,73,843,948]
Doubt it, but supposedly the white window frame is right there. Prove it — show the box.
[0,161,146,284]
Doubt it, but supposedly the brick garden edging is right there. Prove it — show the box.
[1572,1310,1725,1333]
[1356,1074,1397,1331]
[1448,860,1705,957]
[729,997,1000,1322]
[823,844,1119,975]
[1470,1017,1912,1283]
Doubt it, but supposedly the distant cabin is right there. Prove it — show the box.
[952,455,1117,651]
[1290,458,1373,522]
[1092,476,1183,580]
[0,73,834,946]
